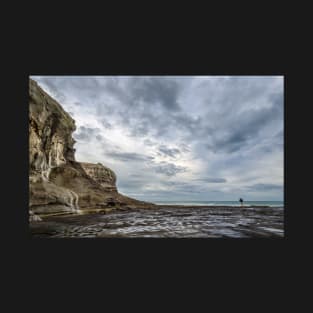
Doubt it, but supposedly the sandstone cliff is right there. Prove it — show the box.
[29,79,153,221]
[80,162,117,192]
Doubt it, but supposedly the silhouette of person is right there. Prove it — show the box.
[239,198,243,206]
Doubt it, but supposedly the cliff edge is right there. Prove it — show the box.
[29,79,153,221]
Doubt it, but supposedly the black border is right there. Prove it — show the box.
[5,37,299,300]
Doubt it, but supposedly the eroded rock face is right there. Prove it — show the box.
[80,162,117,192]
[29,78,81,216]
[29,78,153,221]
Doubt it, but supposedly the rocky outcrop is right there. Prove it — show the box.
[80,162,117,192]
[29,79,153,221]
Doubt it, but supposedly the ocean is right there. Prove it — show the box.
[154,200,284,207]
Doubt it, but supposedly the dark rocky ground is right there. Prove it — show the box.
[29,206,284,238]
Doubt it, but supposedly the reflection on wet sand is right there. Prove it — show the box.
[30,206,284,238]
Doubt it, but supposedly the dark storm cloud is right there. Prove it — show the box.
[170,113,203,134]
[130,77,181,111]
[86,76,182,115]
[275,129,284,139]
[158,145,181,158]
[246,183,283,191]
[104,150,186,177]
[104,151,149,162]
[194,178,227,183]
[73,126,101,141]
[153,162,187,176]
[269,92,284,108]
[118,77,283,146]
[203,76,281,110]
[91,77,186,139]
[207,91,284,153]
[257,128,284,153]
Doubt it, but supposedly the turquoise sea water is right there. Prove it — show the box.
[155,200,284,207]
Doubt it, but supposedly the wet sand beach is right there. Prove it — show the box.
[30,205,284,238]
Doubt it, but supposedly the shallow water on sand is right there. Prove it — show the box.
[30,206,284,238]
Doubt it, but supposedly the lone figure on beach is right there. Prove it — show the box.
[239,198,244,206]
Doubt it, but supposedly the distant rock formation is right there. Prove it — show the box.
[29,79,153,221]
[80,162,117,192]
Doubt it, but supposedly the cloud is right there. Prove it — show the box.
[158,145,181,158]
[144,139,156,146]
[73,126,101,141]
[153,162,187,176]
[104,151,148,162]
[194,178,227,183]
[100,118,113,129]
[37,76,67,103]
[129,121,150,137]
[207,93,284,153]
[117,179,146,190]
[130,77,181,111]
[246,183,283,191]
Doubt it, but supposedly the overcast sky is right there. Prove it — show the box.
[30,76,284,202]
